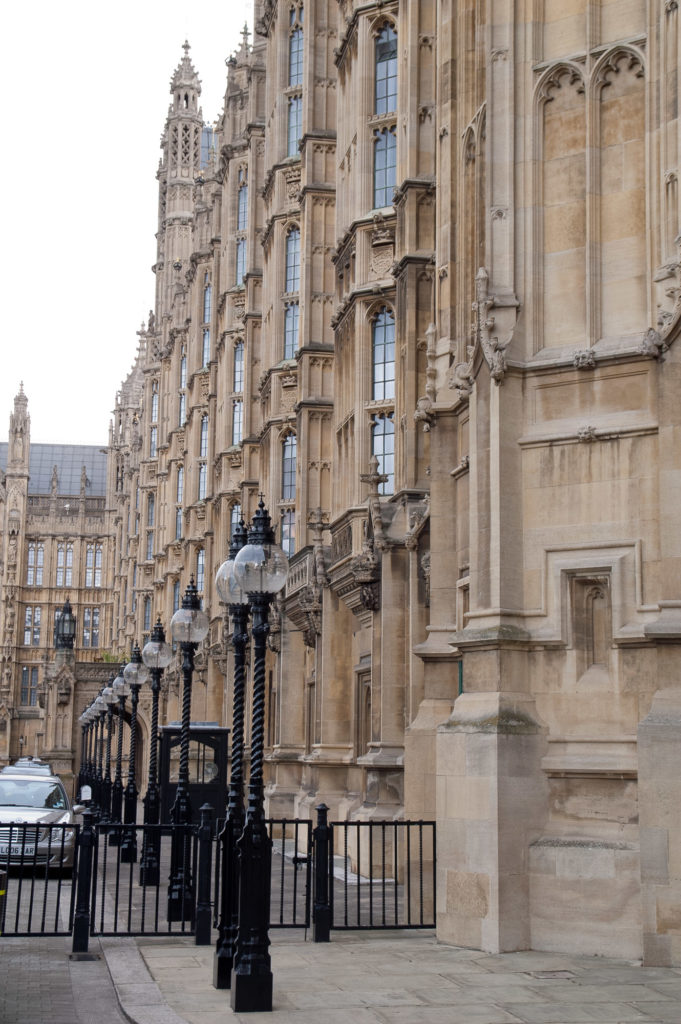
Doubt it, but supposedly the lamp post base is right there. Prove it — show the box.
[230,969,273,1013]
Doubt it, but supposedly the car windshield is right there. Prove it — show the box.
[0,778,66,810]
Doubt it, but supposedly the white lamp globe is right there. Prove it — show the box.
[215,557,249,605]
[170,578,210,643]
[233,542,289,595]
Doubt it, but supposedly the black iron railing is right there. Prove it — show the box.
[0,822,78,936]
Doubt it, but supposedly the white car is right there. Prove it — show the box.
[0,771,83,871]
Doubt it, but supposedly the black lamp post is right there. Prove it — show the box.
[140,619,172,886]
[213,518,249,989]
[99,681,116,826]
[230,499,289,1013]
[120,645,148,863]
[55,597,77,650]
[167,578,209,922]
[110,665,127,845]
[78,710,88,795]
[92,698,105,822]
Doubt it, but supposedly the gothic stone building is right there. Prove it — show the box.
[6,0,681,965]
[0,386,113,793]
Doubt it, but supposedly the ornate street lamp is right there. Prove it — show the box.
[167,579,209,922]
[213,518,249,989]
[120,645,149,863]
[230,499,288,1013]
[54,598,77,650]
[110,664,128,845]
[140,619,173,886]
[99,680,116,826]
[92,694,106,822]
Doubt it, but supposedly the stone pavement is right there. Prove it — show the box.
[0,935,129,1024]
[111,931,681,1024]
[3,930,681,1024]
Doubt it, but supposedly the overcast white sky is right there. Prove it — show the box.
[1,1,253,446]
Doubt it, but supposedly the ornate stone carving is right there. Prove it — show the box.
[414,323,437,431]
[449,267,516,394]
[285,167,301,199]
[577,425,598,443]
[573,349,596,369]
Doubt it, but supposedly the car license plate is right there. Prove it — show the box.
[0,844,35,857]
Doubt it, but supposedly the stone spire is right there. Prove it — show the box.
[8,383,30,469]
[170,40,202,97]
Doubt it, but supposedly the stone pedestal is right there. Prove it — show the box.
[436,690,548,952]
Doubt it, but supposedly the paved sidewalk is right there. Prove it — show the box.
[105,931,681,1024]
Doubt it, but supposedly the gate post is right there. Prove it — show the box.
[313,803,331,942]
[195,804,213,945]
[72,807,95,953]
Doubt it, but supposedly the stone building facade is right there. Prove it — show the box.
[2,0,679,964]
[0,386,114,793]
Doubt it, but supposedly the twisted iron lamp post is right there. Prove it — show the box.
[120,645,148,863]
[99,681,116,826]
[140,619,172,887]
[230,499,288,1013]
[110,665,127,846]
[92,694,106,822]
[213,518,249,989]
[168,578,209,922]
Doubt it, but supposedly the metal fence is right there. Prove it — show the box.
[0,823,78,936]
[0,809,436,947]
[328,819,436,930]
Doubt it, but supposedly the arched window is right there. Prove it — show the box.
[144,596,152,632]
[151,380,159,423]
[237,184,248,231]
[282,434,297,500]
[375,24,397,115]
[289,19,303,86]
[236,239,246,285]
[198,463,207,500]
[196,549,205,593]
[200,416,209,458]
[374,127,396,208]
[230,503,242,539]
[233,342,244,392]
[203,275,212,322]
[176,466,184,503]
[284,303,299,359]
[173,580,181,613]
[372,307,395,400]
[287,96,302,157]
[180,352,187,388]
[232,400,243,445]
[202,329,210,366]
[285,228,301,292]
[281,509,295,559]
[371,413,394,495]
[147,493,155,526]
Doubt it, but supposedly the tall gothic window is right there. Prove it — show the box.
[284,303,299,359]
[179,350,187,425]
[372,307,395,400]
[203,274,211,322]
[21,666,38,706]
[146,530,154,561]
[375,23,397,114]
[371,413,394,495]
[232,400,243,445]
[56,542,73,587]
[230,503,242,539]
[173,580,181,613]
[200,416,208,458]
[82,607,100,648]
[374,127,396,208]
[85,543,102,587]
[150,425,158,457]
[281,510,295,559]
[285,228,301,292]
[289,9,303,86]
[202,328,210,367]
[236,239,246,285]
[147,493,155,527]
[24,606,41,646]
[287,96,302,157]
[198,463,207,501]
[237,182,248,231]
[282,434,297,500]
[196,548,205,593]
[233,342,244,392]
[143,596,152,633]
[151,380,159,423]
[26,542,44,586]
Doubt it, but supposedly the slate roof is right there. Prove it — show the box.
[0,443,108,496]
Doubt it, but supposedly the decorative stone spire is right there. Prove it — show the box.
[9,383,29,469]
[170,40,202,97]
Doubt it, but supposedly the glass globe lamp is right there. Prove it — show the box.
[142,620,173,670]
[233,500,289,596]
[102,686,115,705]
[113,668,129,699]
[124,649,150,689]
[170,579,210,643]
